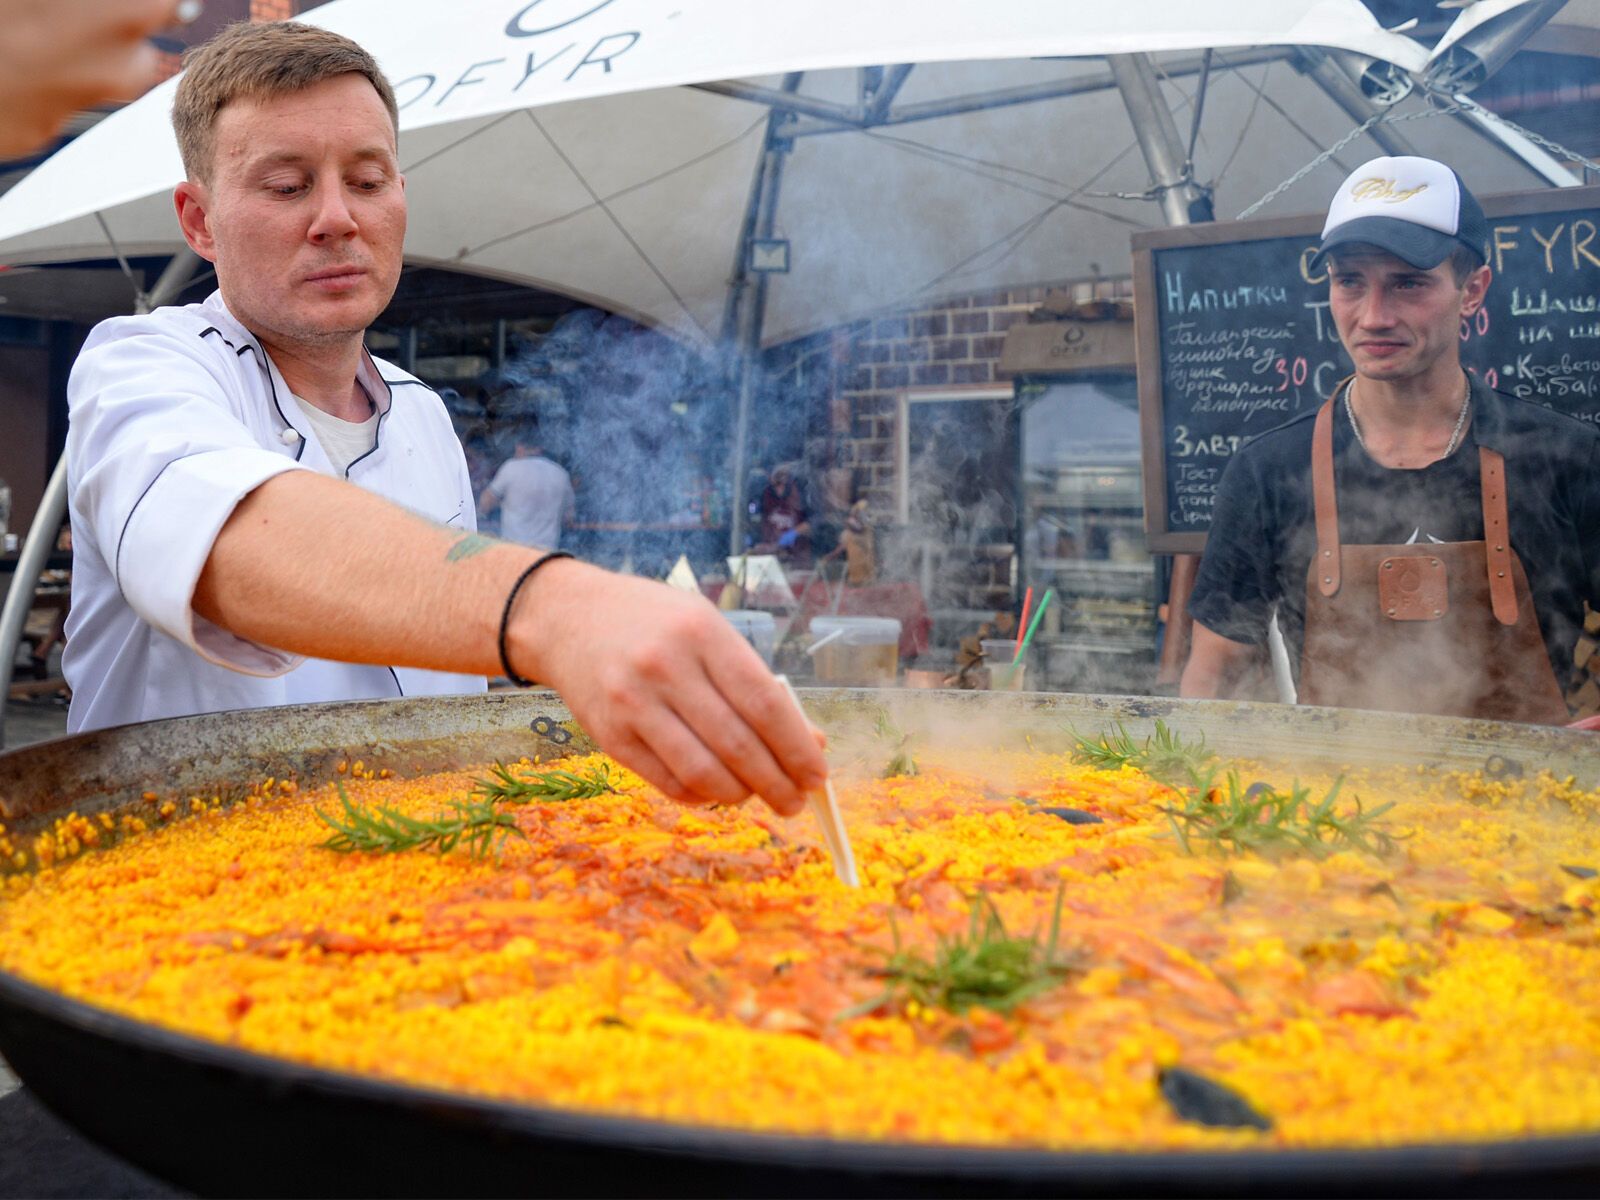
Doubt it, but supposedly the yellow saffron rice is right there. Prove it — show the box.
[0,746,1597,1151]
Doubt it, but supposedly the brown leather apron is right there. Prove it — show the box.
[1299,395,1569,724]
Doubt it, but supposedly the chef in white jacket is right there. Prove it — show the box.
[61,21,825,820]
[65,292,484,728]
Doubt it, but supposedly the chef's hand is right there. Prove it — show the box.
[1567,715,1600,732]
[777,530,799,549]
[508,558,828,817]
[0,0,183,159]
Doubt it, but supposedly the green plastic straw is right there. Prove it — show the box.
[1000,588,1054,686]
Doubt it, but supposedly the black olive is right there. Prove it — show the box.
[1158,1067,1273,1131]
[1561,864,1598,880]
[1042,807,1103,825]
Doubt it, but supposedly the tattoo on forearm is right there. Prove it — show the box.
[446,534,497,563]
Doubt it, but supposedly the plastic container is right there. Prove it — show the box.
[981,638,1028,691]
[809,616,900,685]
[721,610,776,666]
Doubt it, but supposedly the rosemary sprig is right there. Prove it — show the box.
[316,781,525,859]
[874,710,919,779]
[471,761,619,804]
[1071,719,1214,787]
[849,886,1078,1017]
[1159,771,1403,860]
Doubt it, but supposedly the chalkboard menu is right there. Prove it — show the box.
[1132,186,1600,553]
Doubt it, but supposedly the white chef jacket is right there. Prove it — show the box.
[63,291,486,733]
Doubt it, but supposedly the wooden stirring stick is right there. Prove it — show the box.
[775,675,860,887]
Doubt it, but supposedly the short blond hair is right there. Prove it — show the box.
[172,21,399,181]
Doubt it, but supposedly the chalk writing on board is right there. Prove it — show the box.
[1134,188,1600,549]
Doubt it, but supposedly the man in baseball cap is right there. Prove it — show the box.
[1181,156,1600,724]
[1312,155,1490,271]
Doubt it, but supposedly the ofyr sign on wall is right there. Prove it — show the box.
[999,318,1135,376]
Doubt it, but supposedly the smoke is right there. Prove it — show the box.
[475,308,735,576]
[406,46,1600,713]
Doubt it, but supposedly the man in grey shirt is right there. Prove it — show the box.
[479,420,575,550]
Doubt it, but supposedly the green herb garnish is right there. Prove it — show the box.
[1070,719,1214,787]
[874,710,919,779]
[848,887,1078,1017]
[316,781,525,859]
[471,761,619,804]
[1159,771,1402,860]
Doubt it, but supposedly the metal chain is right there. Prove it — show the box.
[1446,91,1600,177]
[1235,111,1385,220]
[94,211,151,312]
[1238,90,1600,222]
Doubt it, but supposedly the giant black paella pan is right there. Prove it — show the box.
[0,689,1596,1197]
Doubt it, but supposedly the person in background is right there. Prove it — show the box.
[821,499,876,586]
[1181,156,1600,724]
[63,21,825,820]
[478,418,575,550]
[0,0,188,159]
[757,461,812,566]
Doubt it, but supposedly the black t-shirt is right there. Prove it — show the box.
[1189,379,1600,689]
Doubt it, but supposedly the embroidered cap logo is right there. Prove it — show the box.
[1350,178,1430,205]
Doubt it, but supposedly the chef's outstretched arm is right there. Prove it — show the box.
[193,471,825,817]
[1178,621,1257,699]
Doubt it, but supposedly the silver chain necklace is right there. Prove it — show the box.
[1344,375,1472,460]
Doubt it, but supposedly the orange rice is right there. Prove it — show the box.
[0,746,1597,1150]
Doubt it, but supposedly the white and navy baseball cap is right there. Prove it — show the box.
[1313,156,1489,271]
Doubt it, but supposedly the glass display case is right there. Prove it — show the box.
[1018,374,1159,693]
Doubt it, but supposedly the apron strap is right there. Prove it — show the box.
[1311,397,1341,597]
[1480,447,1518,627]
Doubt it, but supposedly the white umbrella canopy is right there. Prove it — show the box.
[0,0,1556,348]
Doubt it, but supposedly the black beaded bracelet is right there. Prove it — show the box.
[498,551,576,687]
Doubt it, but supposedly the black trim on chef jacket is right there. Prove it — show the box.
[341,354,391,479]
[199,325,306,463]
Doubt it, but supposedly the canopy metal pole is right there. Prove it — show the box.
[1295,49,1419,159]
[1426,0,1567,94]
[0,248,202,748]
[1448,98,1580,186]
[782,48,1293,138]
[1107,54,1209,227]
[728,78,799,557]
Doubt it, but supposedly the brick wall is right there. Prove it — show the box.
[768,275,1135,517]
[761,275,1135,621]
